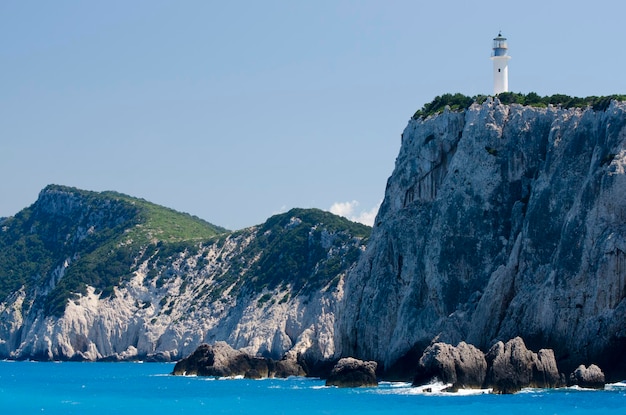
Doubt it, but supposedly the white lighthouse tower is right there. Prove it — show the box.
[490,32,510,95]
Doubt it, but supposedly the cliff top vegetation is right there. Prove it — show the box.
[413,92,626,120]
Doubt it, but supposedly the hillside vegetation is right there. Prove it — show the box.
[0,185,227,316]
[413,92,626,119]
[242,208,370,295]
[101,190,228,244]
[0,185,370,320]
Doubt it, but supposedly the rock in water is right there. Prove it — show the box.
[570,364,606,389]
[172,342,248,377]
[171,342,305,379]
[485,337,561,393]
[413,341,486,389]
[325,357,378,387]
[273,352,307,378]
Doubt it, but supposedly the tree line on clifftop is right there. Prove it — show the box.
[413,92,626,119]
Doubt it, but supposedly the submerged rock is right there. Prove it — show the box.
[569,364,606,389]
[145,351,174,362]
[325,357,378,388]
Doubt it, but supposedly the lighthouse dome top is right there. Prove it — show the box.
[492,32,508,56]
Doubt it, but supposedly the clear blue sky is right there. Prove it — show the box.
[2,1,625,230]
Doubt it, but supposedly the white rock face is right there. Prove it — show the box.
[338,99,626,377]
[0,210,363,362]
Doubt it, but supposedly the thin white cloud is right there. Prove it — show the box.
[353,204,380,227]
[330,200,359,218]
[273,205,289,215]
[329,200,381,227]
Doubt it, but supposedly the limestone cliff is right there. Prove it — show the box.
[0,186,368,362]
[338,98,626,379]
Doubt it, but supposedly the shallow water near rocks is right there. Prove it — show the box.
[0,361,624,414]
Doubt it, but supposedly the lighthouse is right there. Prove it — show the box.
[490,32,510,95]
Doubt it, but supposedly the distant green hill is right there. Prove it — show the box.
[212,208,371,301]
[0,185,370,319]
[0,185,372,361]
[0,185,228,316]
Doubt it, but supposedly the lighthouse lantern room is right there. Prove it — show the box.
[490,32,511,95]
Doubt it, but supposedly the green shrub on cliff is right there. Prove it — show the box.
[413,92,626,119]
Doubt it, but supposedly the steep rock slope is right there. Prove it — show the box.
[339,98,626,379]
[0,186,369,361]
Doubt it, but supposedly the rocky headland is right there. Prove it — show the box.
[1,95,626,392]
[338,97,626,383]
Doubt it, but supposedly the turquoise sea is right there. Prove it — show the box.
[0,361,625,414]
